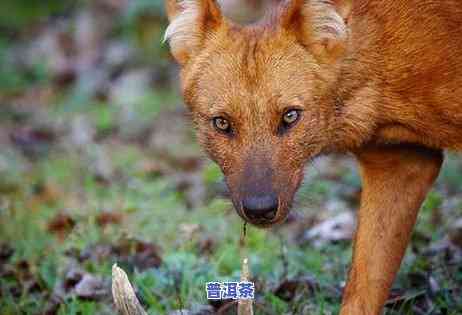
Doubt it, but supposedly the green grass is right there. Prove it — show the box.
[0,133,347,314]
[2,131,460,314]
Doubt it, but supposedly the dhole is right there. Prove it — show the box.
[164,0,462,313]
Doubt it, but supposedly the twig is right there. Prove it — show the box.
[238,222,254,315]
[238,257,254,315]
[112,264,148,315]
[171,269,184,315]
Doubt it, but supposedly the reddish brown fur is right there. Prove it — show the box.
[164,0,462,313]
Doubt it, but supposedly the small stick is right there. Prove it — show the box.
[238,257,254,315]
[112,264,148,315]
[238,223,254,315]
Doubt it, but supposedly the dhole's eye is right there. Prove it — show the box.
[213,117,232,134]
[282,109,301,127]
[278,109,302,135]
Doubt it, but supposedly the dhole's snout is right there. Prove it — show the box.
[227,156,300,227]
[241,193,278,223]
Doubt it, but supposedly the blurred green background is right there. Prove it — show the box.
[0,1,461,314]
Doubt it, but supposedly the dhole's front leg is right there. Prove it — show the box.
[340,145,443,315]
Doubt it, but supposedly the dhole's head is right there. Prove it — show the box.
[164,0,353,227]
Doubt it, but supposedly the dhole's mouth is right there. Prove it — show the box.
[236,203,291,228]
[240,213,289,228]
[243,216,287,228]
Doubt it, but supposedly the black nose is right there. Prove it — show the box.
[242,195,278,221]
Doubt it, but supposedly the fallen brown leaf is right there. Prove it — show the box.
[10,126,56,158]
[75,274,107,300]
[273,275,318,302]
[47,212,76,240]
[96,211,123,227]
[112,238,162,271]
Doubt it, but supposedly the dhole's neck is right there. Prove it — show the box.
[329,38,383,152]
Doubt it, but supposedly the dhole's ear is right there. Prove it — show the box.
[280,0,352,63]
[164,0,223,65]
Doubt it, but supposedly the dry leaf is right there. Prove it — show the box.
[47,212,76,240]
[96,211,123,227]
[75,274,107,300]
[302,212,355,247]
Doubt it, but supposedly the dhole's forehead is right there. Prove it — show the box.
[203,28,319,80]
[184,32,320,115]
